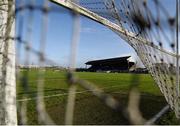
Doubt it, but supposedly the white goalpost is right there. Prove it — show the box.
[0,0,17,125]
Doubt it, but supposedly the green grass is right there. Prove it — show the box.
[17,70,180,124]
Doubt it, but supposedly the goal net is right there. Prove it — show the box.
[51,0,180,120]
[0,0,179,125]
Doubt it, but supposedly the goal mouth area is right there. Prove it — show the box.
[51,0,180,119]
[14,0,180,124]
[1,0,180,125]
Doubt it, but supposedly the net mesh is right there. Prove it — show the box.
[0,0,179,125]
[56,0,180,118]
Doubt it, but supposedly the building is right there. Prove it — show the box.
[85,56,135,72]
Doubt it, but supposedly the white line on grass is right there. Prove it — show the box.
[17,84,123,102]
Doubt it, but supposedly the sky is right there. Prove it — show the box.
[15,0,177,68]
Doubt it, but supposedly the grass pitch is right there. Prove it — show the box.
[17,70,180,124]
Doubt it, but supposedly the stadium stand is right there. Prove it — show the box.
[85,56,135,72]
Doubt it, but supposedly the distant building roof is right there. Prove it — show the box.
[85,56,131,65]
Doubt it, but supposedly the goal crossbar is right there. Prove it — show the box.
[50,0,177,58]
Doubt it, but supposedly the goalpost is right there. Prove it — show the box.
[0,0,17,125]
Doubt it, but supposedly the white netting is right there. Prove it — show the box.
[53,0,180,118]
